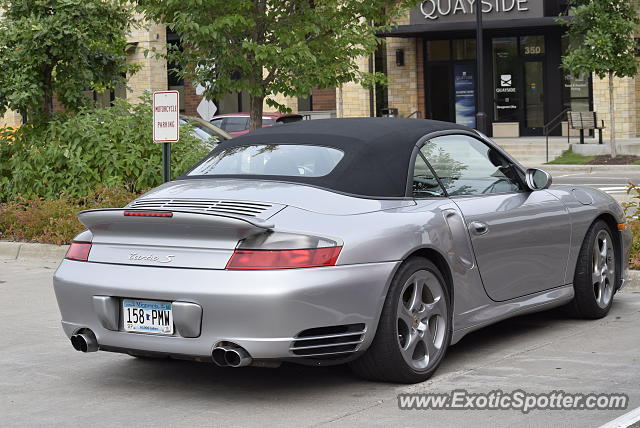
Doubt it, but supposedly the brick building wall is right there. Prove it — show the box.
[312,88,337,111]
[181,79,201,117]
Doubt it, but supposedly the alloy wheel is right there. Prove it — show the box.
[396,270,447,371]
[592,229,615,309]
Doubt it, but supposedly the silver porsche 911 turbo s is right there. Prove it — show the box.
[53,118,632,383]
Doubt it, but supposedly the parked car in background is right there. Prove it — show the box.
[210,112,304,137]
[180,116,232,147]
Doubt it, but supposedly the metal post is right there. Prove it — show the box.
[162,142,171,183]
[475,0,487,134]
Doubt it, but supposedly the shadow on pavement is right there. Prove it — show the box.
[87,306,585,397]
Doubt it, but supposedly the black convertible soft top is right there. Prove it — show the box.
[188,118,469,198]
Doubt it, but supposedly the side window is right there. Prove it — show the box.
[421,135,522,196]
[412,152,446,198]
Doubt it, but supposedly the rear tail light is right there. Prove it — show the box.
[226,247,342,270]
[65,242,92,261]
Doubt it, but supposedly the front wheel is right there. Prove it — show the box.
[350,257,452,383]
[571,220,617,319]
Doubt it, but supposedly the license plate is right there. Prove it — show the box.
[122,299,173,335]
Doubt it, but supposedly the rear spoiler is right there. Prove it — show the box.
[78,208,275,230]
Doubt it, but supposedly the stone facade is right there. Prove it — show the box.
[125,20,169,103]
[384,14,421,118]
[337,56,372,118]
[0,110,22,128]
[592,75,638,140]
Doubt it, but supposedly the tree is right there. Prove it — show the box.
[137,0,413,129]
[0,0,138,122]
[562,0,640,158]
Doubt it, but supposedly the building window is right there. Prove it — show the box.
[561,37,592,113]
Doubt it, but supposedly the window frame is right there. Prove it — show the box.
[406,130,528,199]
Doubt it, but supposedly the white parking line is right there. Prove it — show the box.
[599,187,629,191]
[599,406,640,428]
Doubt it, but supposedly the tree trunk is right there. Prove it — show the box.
[40,65,54,122]
[337,85,344,118]
[609,71,617,159]
[248,95,264,130]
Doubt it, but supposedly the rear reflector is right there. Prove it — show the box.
[124,211,173,217]
[226,247,342,270]
[65,242,92,261]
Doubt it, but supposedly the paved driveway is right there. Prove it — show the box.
[1,257,639,427]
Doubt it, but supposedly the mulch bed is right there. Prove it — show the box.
[588,155,640,165]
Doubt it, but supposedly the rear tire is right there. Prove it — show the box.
[571,220,617,319]
[350,257,452,383]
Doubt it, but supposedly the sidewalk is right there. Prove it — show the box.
[0,240,67,261]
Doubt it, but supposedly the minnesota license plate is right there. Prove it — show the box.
[122,299,173,335]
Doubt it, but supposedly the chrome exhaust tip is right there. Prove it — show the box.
[224,346,252,368]
[70,331,98,353]
[212,346,229,367]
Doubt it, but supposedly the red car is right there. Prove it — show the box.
[210,112,304,137]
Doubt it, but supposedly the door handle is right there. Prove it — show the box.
[469,221,489,235]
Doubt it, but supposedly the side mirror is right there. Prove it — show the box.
[525,168,552,191]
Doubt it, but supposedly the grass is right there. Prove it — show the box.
[546,148,595,165]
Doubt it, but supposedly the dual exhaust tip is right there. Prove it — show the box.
[212,344,252,368]
[70,331,252,368]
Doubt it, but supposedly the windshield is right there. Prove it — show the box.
[188,144,344,177]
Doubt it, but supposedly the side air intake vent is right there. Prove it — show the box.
[290,324,366,358]
[127,199,283,218]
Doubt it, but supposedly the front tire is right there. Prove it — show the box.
[572,220,617,319]
[350,257,452,383]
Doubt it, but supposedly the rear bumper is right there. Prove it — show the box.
[53,260,398,362]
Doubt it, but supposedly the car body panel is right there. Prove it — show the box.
[452,190,572,301]
[54,259,398,361]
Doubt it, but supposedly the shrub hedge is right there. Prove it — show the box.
[0,93,208,200]
[0,187,140,245]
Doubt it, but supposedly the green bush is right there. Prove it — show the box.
[0,93,208,200]
[0,187,140,245]
[623,183,640,269]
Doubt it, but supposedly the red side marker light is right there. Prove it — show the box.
[65,242,92,262]
[124,211,173,218]
[226,247,342,270]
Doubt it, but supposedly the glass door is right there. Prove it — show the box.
[492,35,546,136]
[524,61,544,131]
[520,36,545,136]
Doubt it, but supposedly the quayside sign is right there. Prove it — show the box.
[410,0,544,23]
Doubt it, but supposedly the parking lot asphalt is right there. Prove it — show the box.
[1,257,639,428]
[549,167,640,203]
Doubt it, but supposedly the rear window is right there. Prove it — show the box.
[219,117,250,132]
[188,144,344,177]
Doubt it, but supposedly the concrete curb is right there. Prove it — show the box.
[0,241,68,262]
[625,269,640,291]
